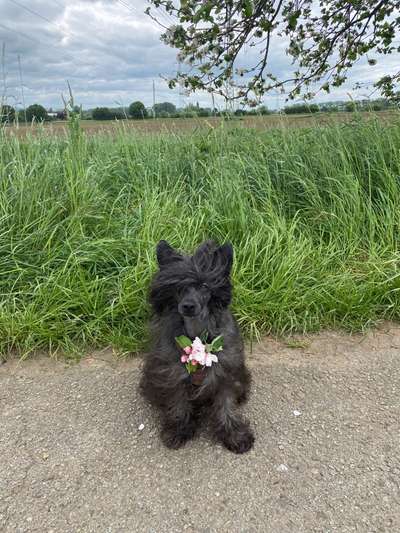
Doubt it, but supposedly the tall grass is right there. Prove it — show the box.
[1,115,400,357]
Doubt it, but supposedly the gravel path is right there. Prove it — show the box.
[1,324,399,532]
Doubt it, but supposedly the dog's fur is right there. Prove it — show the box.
[140,240,254,454]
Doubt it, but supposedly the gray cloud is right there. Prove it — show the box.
[0,0,397,110]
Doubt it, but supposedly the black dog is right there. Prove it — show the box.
[140,240,254,454]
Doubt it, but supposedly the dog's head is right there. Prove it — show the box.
[149,240,233,316]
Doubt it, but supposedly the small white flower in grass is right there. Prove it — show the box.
[293,410,301,417]
[138,423,145,431]
[276,464,289,472]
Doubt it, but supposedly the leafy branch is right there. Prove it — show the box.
[147,0,400,104]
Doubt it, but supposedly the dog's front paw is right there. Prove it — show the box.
[221,425,255,454]
[236,389,248,405]
[161,424,196,449]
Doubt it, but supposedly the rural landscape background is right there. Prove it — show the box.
[1,108,400,357]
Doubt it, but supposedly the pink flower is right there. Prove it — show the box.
[189,337,207,365]
[179,336,219,369]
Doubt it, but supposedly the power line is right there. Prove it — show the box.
[115,0,140,16]
[6,0,82,48]
[0,21,41,44]
[8,0,163,58]
[2,0,178,106]
[8,0,151,59]
[4,0,81,54]
[4,1,134,69]
[0,19,82,70]
[116,0,165,31]
[146,1,175,26]
[7,0,67,33]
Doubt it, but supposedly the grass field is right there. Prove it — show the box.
[5,110,398,138]
[1,114,400,358]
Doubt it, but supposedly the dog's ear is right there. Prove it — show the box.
[156,240,182,268]
[215,243,233,276]
[193,240,216,269]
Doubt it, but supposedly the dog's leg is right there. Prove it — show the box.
[235,365,252,405]
[161,388,197,449]
[211,388,254,454]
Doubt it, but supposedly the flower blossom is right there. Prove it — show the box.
[188,337,218,367]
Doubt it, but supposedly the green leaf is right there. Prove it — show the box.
[243,0,253,18]
[194,1,212,22]
[288,10,300,31]
[186,361,198,374]
[176,335,192,349]
[200,331,208,343]
[207,335,224,352]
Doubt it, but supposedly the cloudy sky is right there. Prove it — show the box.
[0,0,398,110]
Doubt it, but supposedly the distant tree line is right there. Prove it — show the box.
[91,107,127,120]
[283,99,398,115]
[1,104,67,123]
[0,104,15,123]
[1,97,397,125]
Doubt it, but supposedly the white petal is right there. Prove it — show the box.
[204,353,218,366]
[191,352,205,365]
[192,337,205,351]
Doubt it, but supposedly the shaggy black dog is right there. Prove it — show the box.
[140,240,254,454]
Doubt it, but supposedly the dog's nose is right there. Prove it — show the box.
[182,302,196,315]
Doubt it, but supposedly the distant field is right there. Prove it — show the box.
[0,115,400,357]
[4,110,399,138]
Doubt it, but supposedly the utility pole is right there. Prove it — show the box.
[18,55,27,123]
[1,43,6,111]
[152,80,156,118]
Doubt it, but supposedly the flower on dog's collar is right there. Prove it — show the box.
[175,335,223,376]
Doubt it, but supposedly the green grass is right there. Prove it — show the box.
[1,114,400,358]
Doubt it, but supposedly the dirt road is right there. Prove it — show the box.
[1,324,399,532]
